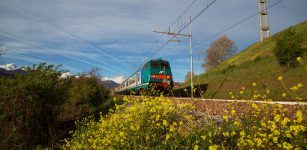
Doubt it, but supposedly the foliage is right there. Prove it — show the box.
[184,71,195,83]
[0,63,110,149]
[64,96,204,149]
[60,75,109,121]
[64,96,306,149]
[0,63,69,149]
[273,27,304,67]
[202,35,238,71]
[64,59,306,149]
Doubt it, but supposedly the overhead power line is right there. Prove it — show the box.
[1,32,126,75]
[2,0,187,28]
[5,1,132,75]
[146,0,216,62]
[193,0,284,47]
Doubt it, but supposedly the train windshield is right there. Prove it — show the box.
[161,61,170,69]
[151,61,160,68]
[150,60,170,69]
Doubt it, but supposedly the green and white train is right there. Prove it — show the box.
[114,58,174,94]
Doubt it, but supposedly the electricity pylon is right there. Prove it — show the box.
[258,0,270,43]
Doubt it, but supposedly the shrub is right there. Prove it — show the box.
[0,63,110,149]
[60,75,109,121]
[64,96,204,149]
[0,63,69,149]
[273,27,304,67]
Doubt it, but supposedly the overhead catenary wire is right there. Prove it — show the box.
[148,0,217,60]
[170,0,284,60]
[2,0,188,28]
[139,0,217,69]
[1,32,127,75]
[193,0,284,47]
[4,1,132,76]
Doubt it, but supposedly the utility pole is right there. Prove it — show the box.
[258,0,270,43]
[153,16,194,98]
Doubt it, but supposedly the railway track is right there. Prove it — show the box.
[128,95,307,106]
[172,97,307,105]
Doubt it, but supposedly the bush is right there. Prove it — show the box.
[0,63,69,149]
[0,63,110,149]
[64,96,203,149]
[273,27,304,67]
[60,75,109,121]
[64,95,306,149]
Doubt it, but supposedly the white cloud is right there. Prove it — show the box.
[0,63,17,70]
[102,75,126,84]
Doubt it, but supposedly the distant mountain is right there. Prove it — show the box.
[0,68,26,77]
[102,80,119,89]
[0,63,17,70]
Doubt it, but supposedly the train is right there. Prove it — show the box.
[114,58,174,95]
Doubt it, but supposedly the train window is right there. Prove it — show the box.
[161,61,169,69]
[151,60,159,68]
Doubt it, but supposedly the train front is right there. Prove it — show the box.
[148,59,174,92]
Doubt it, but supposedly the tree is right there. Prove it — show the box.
[184,71,195,83]
[273,27,304,67]
[202,36,238,71]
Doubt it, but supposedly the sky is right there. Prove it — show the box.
[0,0,306,83]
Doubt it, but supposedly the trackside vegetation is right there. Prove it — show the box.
[0,63,112,149]
[64,78,306,149]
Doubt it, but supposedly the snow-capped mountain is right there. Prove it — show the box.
[0,63,17,70]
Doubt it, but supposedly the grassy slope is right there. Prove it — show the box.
[182,20,307,100]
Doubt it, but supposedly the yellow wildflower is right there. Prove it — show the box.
[234,121,240,126]
[252,103,258,109]
[297,57,302,62]
[272,137,278,143]
[231,109,236,115]
[163,120,168,126]
[169,125,175,132]
[297,83,303,88]
[165,134,170,140]
[119,131,125,137]
[223,115,229,122]
[295,111,303,123]
[240,131,245,137]
[231,131,236,136]
[281,117,290,127]
[282,93,287,97]
[290,86,298,91]
[278,76,283,81]
[283,142,293,150]
[274,114,281,122]
[253,82,257,87]
[194,145,199,150]
[240,90,243,94]
[208,145,219,150]
[201,135,206,140]
[223,131,230,137]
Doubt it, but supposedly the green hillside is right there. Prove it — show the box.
[183,20,307,101]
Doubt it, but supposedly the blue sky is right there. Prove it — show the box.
[0,0,306,83]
